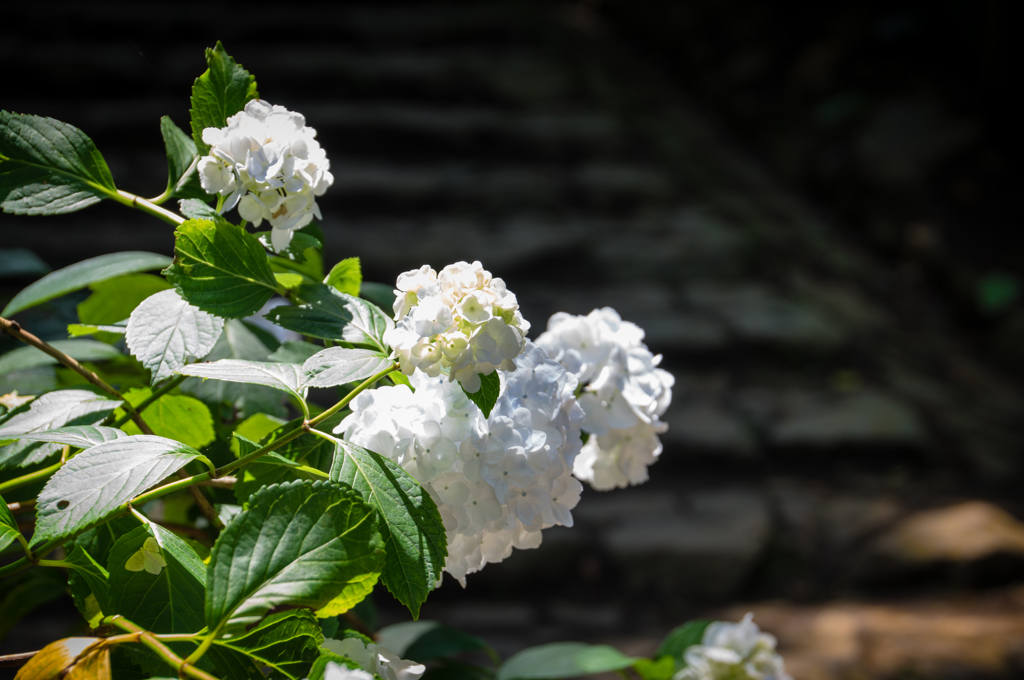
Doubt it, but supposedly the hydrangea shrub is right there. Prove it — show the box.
[0,44,790,680]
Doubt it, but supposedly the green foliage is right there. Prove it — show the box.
[64,544,110,628]
[268,341,323,365]
[164,218,279,319]
[0,248,49,278]
[325,257,362,297]
[77,274,171,326]
[0,390,121,471]
[160,116,205,200]
[180,360,305,404]
[266,282,392,352]
[2,251,171,317]
[119,387,217,449]
[462,370,500,418]
[190,42,258,155]
[0,492,23,552]
[205,479,384,634]
[126,288,225,384]
[330,440,447,619]
[496,643,639,680]
[211,610,324,680]
[0,340,122,377]
[656,620,711,668]
[11,425,126,449]
[0,111,117,216]
[301,348,392,389]
[634,656,676,680]
[32,435,207,547]
[181,319,287,420]
[404,624,492,663]
[359,282,397,312]
[234,412,287,443]
[106,523,206,633]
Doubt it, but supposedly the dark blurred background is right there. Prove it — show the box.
[3,1,1024,677]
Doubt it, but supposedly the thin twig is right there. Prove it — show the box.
[0,316,152,436]
[110,375,187,428]
[0,651,36,667]
[6,499,36,513]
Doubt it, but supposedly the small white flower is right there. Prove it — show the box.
[318,661,374,680]
[198,100,333,252]
[537,308,673,491]
[673,614,792,680]
[323,639,426,680]
[385,262,530,393]
[338,342,582,586]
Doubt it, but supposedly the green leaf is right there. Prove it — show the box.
[65,545,110,628]
[496,643,640,680]
[77,274,172,326]
[0,111,117,216]
[119,387,216,449]
[0,491,24,553]
[302,348,391,389]
[126,289,225,384]
[234,413,287,443]
[179,198,219,221]
[164,219,279,319]
[268,341,323,365]
[205,479,384,634]
[634,657,676,680]
[0,340,122,377]
[180,320,286,419]
[64,545,111,615]
[0,248,50,279]
[12,425,127,449]
[160,116,205,200]
[107,523,206,632]
[0,569,65,640]
[266,283,393,352]
[404,624,492,663]
[656,620,711,666]
[211,610,323,680]
[462,371,500,419]
[325,258,362,297]
[232,423,333,504]
[359,283,396,314]
[180,360,305,403]
[0,390,120,471]
[31,435,206,547]
[190,42,258,156]
[2,251,172,317]
[68,323,127,338]
[329,440,446,619]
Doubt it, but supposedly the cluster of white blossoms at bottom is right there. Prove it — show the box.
[386,262,530,393]
[321,638,425,680]
[675,614,792,680]
[537,308,673,491]
[198,100,334,252]
[338,342,584,585]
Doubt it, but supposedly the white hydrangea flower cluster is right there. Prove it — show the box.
[674,614,792,680]
[198,100,334,252]
[322,638,425,680]
[337,342,584,585]
[385,262,530,393]
[536,308,673,491]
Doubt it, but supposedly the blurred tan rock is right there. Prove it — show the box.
[726,592,1024,679]
[873,501,1024,563]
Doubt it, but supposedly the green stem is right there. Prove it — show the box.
[36,559,73,569]
[0,461,62,495]
[110,375,187,428]
[185,622,223,667]
[104,615,218,680]
[111,190,185,226]
[147,157,199,206]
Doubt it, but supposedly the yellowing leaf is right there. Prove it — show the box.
[15,638,102,680]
